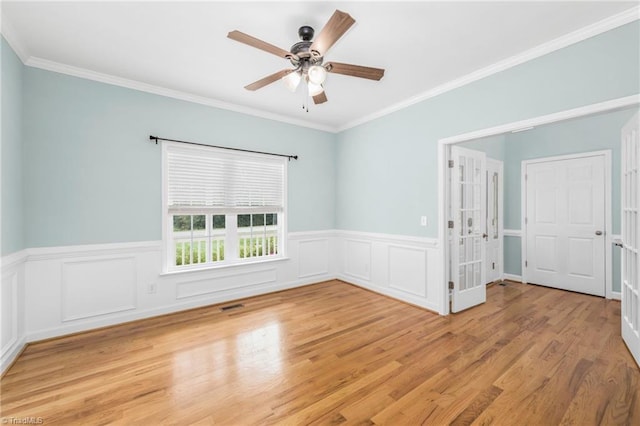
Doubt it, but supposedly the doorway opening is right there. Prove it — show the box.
[438,95,639,314]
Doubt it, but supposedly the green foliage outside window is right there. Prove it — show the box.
[238,213,277,228]
[175,240,207,266]
[239,236,278,258]
[173,213,278,266]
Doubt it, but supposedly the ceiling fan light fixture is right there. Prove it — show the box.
[228,9,385,107]
[307,65,327,85]
[308,82,324,97]
[282,70,301,92]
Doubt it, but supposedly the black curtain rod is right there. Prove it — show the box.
[149,135,298,161]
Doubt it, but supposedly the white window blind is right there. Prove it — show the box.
[166,144,285,214]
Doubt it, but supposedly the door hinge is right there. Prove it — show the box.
[525,174,528,180]
[448,220,454,229]
[492,262,495,270]
[448,281,454,290]
[448,160,454,168]
[525,260,528,267]
[525,217,528,225]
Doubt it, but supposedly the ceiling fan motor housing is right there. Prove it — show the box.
[290,26,323,69]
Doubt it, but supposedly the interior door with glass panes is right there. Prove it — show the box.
[451,146,487,312]
[485,159,503,284]
[621,111,640,368]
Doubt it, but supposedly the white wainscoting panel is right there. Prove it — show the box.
[344,239,372,281]
[7,228,450,369]
[23,232,337,342]
[503,229,523,237]
[1,250,27,374]
[336,231,441,313]
[61,256,137,322]
[297,239,329,278]
[1,272,18,356]
[177,268,277,299]
[388,245,427,297]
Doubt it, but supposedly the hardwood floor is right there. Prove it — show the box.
[1,280,638,425]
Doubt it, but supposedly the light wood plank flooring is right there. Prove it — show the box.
[1,280,638,425]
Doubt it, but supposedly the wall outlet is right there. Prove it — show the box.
[420,216,428,226]
[147,283,157,294]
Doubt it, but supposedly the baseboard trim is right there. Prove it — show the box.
[0,337,27,377]
[610,291,621,301]
[337,273,440,313]
[503,273,523,282]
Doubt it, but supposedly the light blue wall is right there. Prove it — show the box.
[8,21,640,252]
[22,68,336,248]
[1,38,24,255]
[336,21,640,237]
[460,134,505,161]
[504,236,522,277]
[503,107,638,231]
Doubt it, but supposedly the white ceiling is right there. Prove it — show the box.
[2,1,638,132]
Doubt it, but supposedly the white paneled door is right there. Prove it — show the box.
[485,159,503,284]
[621,112,640,368]
[524,153,606,296]
[451,146,487,312]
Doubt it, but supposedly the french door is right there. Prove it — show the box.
[621,111,640,367]
[450,146,487,312]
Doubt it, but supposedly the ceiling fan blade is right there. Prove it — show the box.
[310,10,355,56]
[228,30,294,59]
[313,91,328,104]
[325,62,385,81]
[245,69,293,91]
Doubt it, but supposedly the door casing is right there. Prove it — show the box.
[438,96,637,315]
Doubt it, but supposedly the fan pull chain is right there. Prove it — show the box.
[301,87,309,112]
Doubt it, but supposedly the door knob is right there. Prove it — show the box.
[595,230,603,236]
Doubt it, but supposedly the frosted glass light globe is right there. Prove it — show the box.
[282,71,301,92]
[307,65,327,85]
[308,82,324,97]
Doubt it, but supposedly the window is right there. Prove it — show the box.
[163,142,286,271]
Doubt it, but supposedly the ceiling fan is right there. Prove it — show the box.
[227,10,385,105]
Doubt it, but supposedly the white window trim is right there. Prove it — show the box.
[161,141,288,274]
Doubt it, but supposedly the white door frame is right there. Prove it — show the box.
[521,150,612,298]
[438,94,639,315]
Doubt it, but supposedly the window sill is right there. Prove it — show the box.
[159,256,290,276]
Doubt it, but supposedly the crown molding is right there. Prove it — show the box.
[3,5,638,134]
[24,57,337,133]
[0,6,29,63]
[337,5,640,132]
